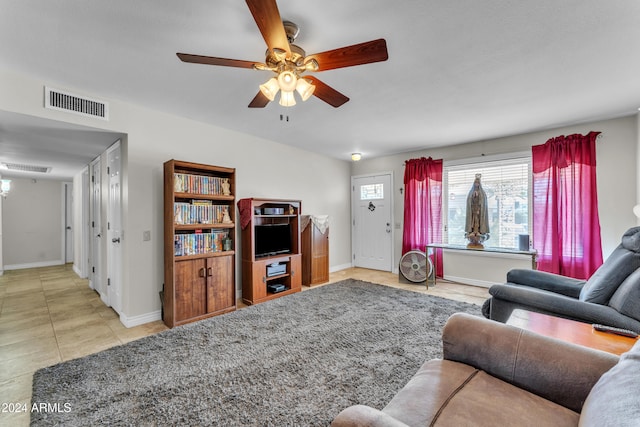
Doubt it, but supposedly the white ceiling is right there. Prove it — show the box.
[1,0,639,179]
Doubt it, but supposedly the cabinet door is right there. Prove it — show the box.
[175,258,207,321]
[289,254,302,290]
[206,256,235,313]
[311,227,329,283]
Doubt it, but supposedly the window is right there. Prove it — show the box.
[360,183,384,200]
[444,156,530,249]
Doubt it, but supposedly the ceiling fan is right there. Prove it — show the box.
[177,0,389,108]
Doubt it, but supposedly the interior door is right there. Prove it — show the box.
[351,173,393,271]
[64,182,74,263]
[107,141,123,313]
[90,158,102,293]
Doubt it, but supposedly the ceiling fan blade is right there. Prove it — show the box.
[248,91,271,108]
[305,76,349,108]
[307,39,388,71]
[245,0,291,57]
[177,53,257,69]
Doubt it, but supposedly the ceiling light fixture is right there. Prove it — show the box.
[255,22,316,108]
[259,67,315,107]
[351,153,362,161]
[0,179,11,198]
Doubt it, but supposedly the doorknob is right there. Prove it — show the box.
[66,226,72,230]
[386,222,391,233]
[112,237,120,243]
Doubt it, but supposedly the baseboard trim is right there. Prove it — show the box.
[444,274,494,288]
[72,264,87,278]
[120,310,162,328]
[330,263,353,273]
[4,260,65,270]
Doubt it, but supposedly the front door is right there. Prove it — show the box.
[351,173,393,271]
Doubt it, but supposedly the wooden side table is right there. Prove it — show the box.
[506,309,637,356]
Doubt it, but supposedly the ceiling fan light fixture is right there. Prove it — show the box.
[303,59,319,72]
[295,78,315,101]
[279,90,297,107]
[259,77,279,101]
[277,70,298,92]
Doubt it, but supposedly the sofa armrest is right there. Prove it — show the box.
[331,405,409,427]
[506,269,585,297]
[442,313,618,413]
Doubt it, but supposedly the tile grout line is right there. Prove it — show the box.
[41,271,65,365]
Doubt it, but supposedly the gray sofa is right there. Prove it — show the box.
[331,313,640,427]
[483,226,640,333]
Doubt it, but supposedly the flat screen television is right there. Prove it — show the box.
[255,223,292,258]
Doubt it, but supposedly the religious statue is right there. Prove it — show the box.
[221,178,231,196]
[222,206,232,224]
[465,173,490,248]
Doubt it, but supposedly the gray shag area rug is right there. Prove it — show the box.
[31,279,481,426]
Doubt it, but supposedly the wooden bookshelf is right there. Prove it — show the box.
[163,160,236,328]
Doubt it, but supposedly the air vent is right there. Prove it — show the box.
[1,163,51,174]
[44,87,109,120]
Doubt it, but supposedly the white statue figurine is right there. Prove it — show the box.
[222,206,232,224]
[221,178,231,196]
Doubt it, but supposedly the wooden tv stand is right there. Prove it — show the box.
[239,198,302,305]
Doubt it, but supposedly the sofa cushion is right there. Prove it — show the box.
[381,360,478,426]
[437,370,579,427]
[382,360,579,427]
[608,268,640,323]
[579,341,640,427]
[579,247,640,304]
[621,226,640,253]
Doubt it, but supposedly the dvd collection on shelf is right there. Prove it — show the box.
[174,230,229,257]
[173,172,229,195]
[174,201,229,225]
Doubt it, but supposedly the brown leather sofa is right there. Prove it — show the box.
[331,313,640,427]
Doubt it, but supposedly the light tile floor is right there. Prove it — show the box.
[0,264,489,426]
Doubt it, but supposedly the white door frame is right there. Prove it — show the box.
[106,140,123,314]
[351,171,394,272]
[82,168,90,278]
[62,182,74,264]
[76,167,90,278]
[89,156,103,294]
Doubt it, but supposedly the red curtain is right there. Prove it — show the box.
[532,131,603,279]
[403,157,443,277]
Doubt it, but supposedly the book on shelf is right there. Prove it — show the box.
[173,172,229,196]
[174,230,229,257]
[174,202,229,225]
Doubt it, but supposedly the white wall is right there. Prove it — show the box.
[0,177,3,274]
[0,69,352,324]
[637,112,640,225]
[352,115,638,282]
[72,167,89,278]
[1,177,65,268]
